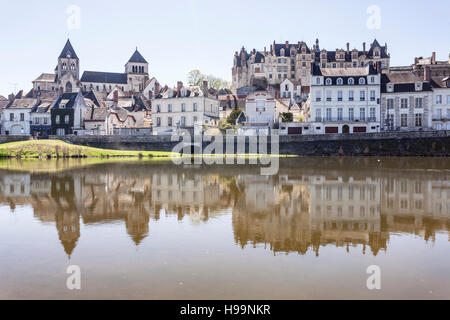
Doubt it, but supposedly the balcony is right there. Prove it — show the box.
[432,116,449,121]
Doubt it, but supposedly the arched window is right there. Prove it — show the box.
[348,78,355,85]
[359,78,366,85]
[325,78,332,85]
[280,48,285,57]
[337,78,343,85]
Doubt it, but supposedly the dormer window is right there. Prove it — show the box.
[348,78,355,85]
[325,78,332,85]
[387,83,394,93]
[415,82,423,91]
[316,78,321,85]
[359,78,366,85]
[337,78,343,85]
[60,103,66,109]
[280,48,285,57]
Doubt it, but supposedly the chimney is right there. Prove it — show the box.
[148,90,153,100]
[363,42,366,53]
[270,45,273,54]
[264,47,266,54]
[154,82,160,96]
[346,43,350,54]
[414,57,419,65]
[177,81,183,97]
[202,81,209,96]
[8,94,14,103]
[385,42,388,53]
[376,61,382,73]
[113,90,119,104]
[424,66,431,82]
[431,52,436,65]
[285,41,289,49]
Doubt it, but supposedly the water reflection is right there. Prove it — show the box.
[0,159,449,258]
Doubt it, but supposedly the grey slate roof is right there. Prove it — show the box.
[59,39,78,59]
[381,73,433,93]
[53,93,78,109]
[128,49,148,63]
[81,71,128,84]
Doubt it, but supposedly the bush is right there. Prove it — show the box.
[280,112,294,123]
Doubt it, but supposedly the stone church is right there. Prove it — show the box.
[33,39,150,94]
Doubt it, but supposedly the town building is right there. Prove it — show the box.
[51,92,87,135]
[308,64,382,134]
[380,70,433,132]
[1,91,38,135]
[430,76,450,130]
[232,39,390,93]
[152,82,220,135]
[239,88,277,135]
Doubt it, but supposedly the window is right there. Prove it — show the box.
[181,103,186,112]
[20,113,24,121]
[360,91,365,101]
[315,109,322,121]
[349,108,354,121]
[349,91,354,101]
[326,108,332,121]
[56,115,60,124]
[168,117,172,126]
[447,96,450,104]
[35,117,40,125]
[337,78,343,85]
[44,118,48,125]
[401,114,408,127]
[370,108,376,121]
[181,116,186,126]
[193,103,198,112]
[193,116,198,123]
[370,77,375,84]
[168,104,172,112]
[387,99,394,109]
[360,108,366,121]
[415,98,423,108]
[65,115,70,124]
[338,91,343,101]
[370,90,376,101]
[359,78,366,85]
[348,78,354,85]
[415,113,423,127]
[326,91,332,101]
[57,128,65,136]
[325,78,332,85]
[316,78,321,85]
[156,117,161,127]
[401,98,408,109]
[316,91,322,102]
[436,95,442,104]
[9,113,14,121]
[156,105,161,113]
[337,108,343,121]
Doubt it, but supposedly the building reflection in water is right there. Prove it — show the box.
[0,160,449,258]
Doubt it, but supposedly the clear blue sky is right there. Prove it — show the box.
[0,0,449,96]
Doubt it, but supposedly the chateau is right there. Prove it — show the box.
[32,40,150,94]
[232,39,390,92]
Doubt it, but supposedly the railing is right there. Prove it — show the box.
[314,117,378,123]
[432,117,449,121]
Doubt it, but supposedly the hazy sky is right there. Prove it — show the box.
[0,0,449,97]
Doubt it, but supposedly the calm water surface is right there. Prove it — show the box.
[0,158,449,300]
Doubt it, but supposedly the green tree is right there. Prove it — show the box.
[280,112,294,123]
[187,70,231,91]
[227,109,243,125]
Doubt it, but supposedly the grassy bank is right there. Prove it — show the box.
[0,140,176,159]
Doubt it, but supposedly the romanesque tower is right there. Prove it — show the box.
[125,48,149,92]
[56,39,80,93]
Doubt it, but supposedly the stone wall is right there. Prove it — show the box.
[1,132,448,157]
[46,131,450,157]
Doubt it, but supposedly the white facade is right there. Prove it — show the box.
[245,90,276,126]
[431,86,450,131]
[1,98,37,135]
[309,66,381,134]
[280,79,302,104]
[152,95,220,135]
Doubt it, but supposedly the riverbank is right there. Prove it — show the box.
[0,140,175,159]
